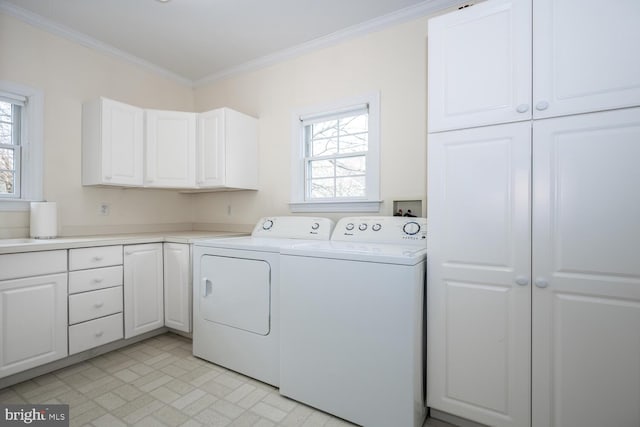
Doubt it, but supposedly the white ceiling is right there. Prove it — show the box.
[0,0,462,85]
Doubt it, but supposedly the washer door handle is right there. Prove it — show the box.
[202,277,212,297]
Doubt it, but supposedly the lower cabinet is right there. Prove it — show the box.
[124,243,164,338]
[163,243,191,333]
[0,273,68,378]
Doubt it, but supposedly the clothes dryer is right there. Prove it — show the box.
[280,216,427,427]
[192,216,334,386]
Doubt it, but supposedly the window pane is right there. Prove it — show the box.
[0,170,14,195]
[309,178,335,199]
[309,159,334,178]
[0,148,15,170]
[336,176,365,198]
[336,156,365,177]
[310,137,338,156]
[0,101,11,122]
[339,133,368,154]
[0,123,12,145]
[339,114,367,134]
[311,120,338,139]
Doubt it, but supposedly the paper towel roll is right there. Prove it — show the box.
[30,202,58,239]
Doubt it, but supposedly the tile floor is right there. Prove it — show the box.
[0,333,452,427]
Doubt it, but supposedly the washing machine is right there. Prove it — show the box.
[192,216,334,386]
[279,216,427,427]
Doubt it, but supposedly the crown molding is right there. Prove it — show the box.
[1,0,465,88]
[193,0,464,87]
[0,0,192,87]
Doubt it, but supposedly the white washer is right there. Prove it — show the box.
[280,216,427,427]
[192,216,334,386]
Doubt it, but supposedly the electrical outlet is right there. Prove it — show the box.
[99,203,110,216]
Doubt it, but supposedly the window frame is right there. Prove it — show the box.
[290,92,381,213]
[0,81,44,211]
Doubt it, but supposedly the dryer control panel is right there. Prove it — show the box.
[251,216,335,240]
[332,216,427,244]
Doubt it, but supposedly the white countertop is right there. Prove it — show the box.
[0,231,248,254]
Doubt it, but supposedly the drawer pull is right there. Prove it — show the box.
[94,302,104,308]
[92,278,104,284]
[92,256,104,262]
[95,331,104,337]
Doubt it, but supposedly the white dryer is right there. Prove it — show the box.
[279,216,427,427]
[192,216,334,386]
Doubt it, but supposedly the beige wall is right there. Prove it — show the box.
[0,13,195,237]
[1,11,431,236]
[193,17,429,225]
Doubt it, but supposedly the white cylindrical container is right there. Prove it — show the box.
[30,201,58,239]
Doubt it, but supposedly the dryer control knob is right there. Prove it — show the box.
[311,222,320,230]
[262,219,274,230]
[372,224,382,231]
[358,223,368,231]
[403,221,421,235]
[345,223,355,231]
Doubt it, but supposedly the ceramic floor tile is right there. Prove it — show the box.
[0,333,454,427]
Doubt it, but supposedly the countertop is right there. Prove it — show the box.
[0,231,248,254]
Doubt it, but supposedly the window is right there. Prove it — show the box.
[0,81,43,210]
[290,92,381,212]
[0,95,23,198]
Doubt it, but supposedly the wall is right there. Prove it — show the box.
[0,12,196,237]
[193,16,429,225]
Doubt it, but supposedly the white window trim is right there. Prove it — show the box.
[290,92,381,213]
[0,80,44,211]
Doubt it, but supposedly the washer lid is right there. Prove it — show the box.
[280,240,427,265]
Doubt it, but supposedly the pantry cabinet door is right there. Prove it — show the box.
[427,121,531,426]
[533,0,640,119]
[532,108,640,427]
[428,0,531,132]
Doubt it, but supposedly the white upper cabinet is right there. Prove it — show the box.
[428,0,532,132]
[145,110,196,188]
[428,0,640,131]
[82,97,144,186]
[197,108,258,190]
[533,0,640,119]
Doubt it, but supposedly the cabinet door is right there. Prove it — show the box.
[197,109,226,187]
[124,243,164,338]
[533,0,640,119]
[532,108,640,427]
[427,0,531,132]
[101,98,144,186]
[145,110,196,188]
[427,122,531,426]
[163,243,191,333]
[0,273,68,378]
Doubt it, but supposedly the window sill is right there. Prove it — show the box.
[289,200,382,213]
[0,199,34,212]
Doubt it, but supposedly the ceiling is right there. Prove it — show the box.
[0,0,462,85]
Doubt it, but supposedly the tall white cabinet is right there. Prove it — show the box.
[427,1,640,426]
[163,243,191,333]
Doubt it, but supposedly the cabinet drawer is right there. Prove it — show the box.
[69,286,123,324]
[69,313,123,355]
[69,266,123,294]
[69,246,122,270]
[0,250,67,281]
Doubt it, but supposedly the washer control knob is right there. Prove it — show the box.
[358,223,368,231]
[372,223,382,231]
[311,222,320,230]
[262,219,274,230]
[345,223,355,231]
[403,221,421,235]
